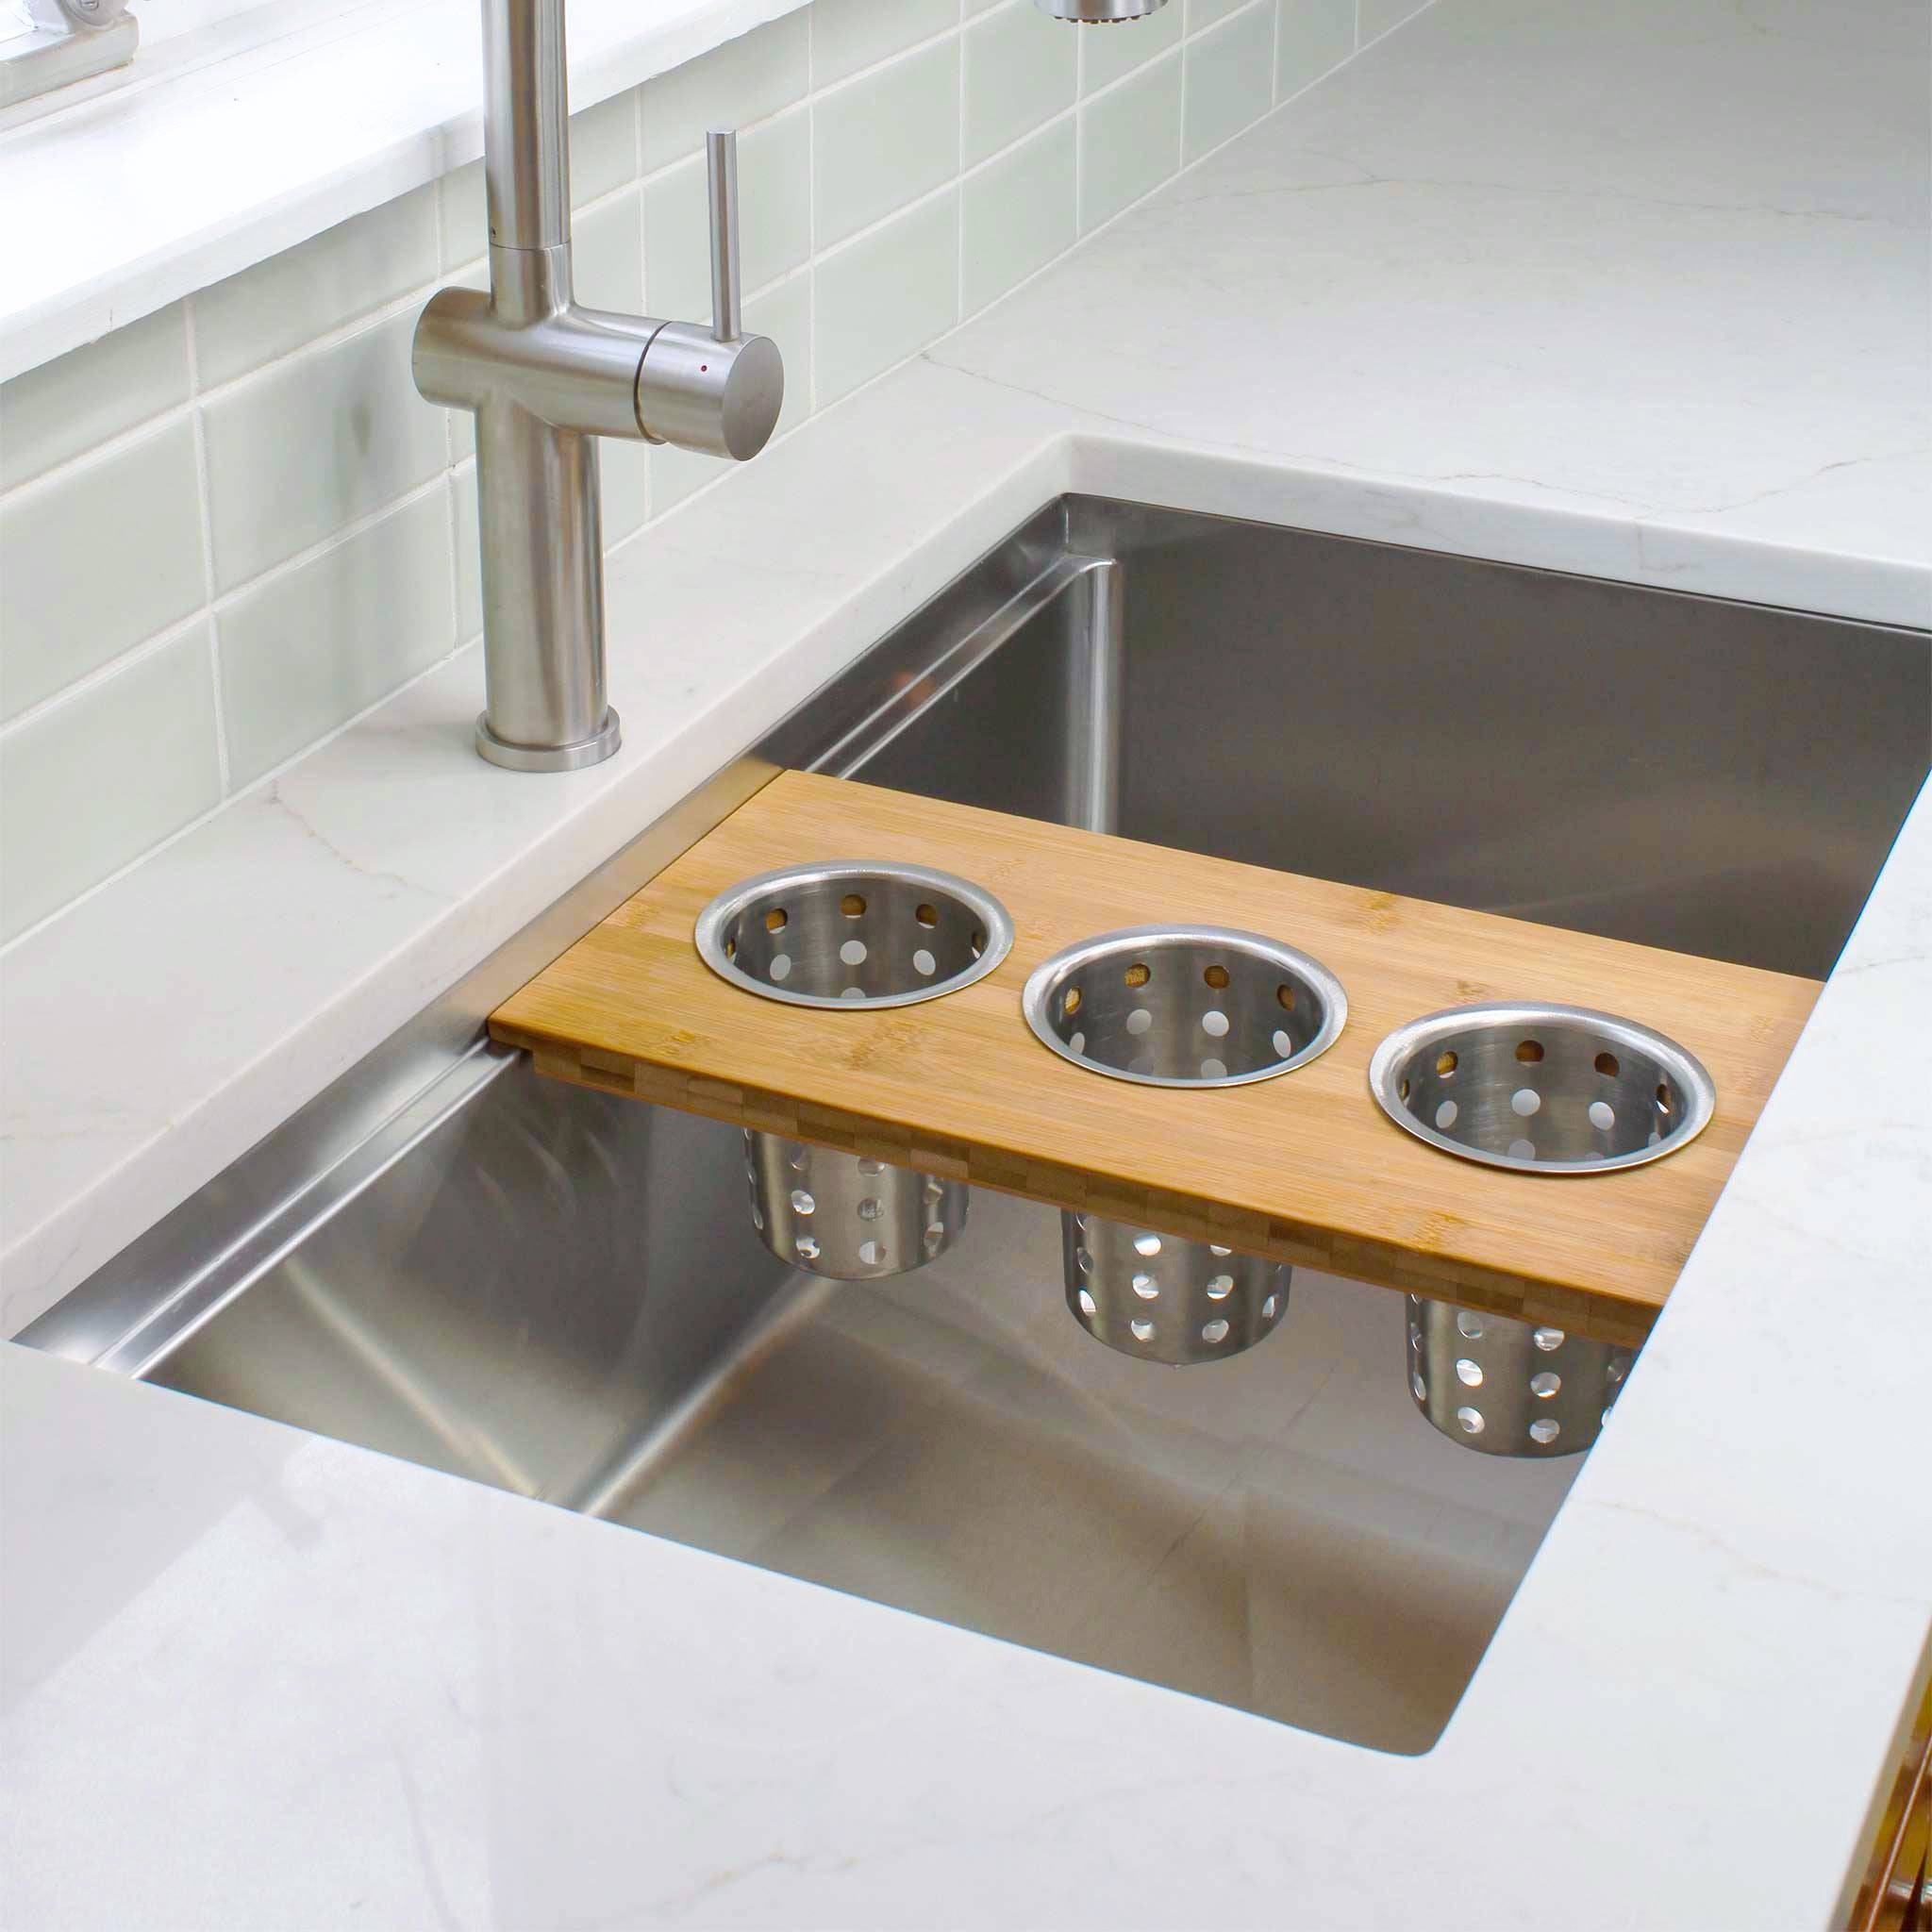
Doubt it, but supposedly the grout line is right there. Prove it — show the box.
[430,171,465,667]
[179,297,230,793]
[806,8,819,416]
[0,604,216,743]
[808,13,962,101]
[208,473,452,618]
[627,78,656,528]
[956,1,967,325]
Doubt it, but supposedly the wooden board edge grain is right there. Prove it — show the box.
[491,1021,1666,1347]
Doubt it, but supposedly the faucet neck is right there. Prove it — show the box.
[483,0,571,253]
[490,241,574,326]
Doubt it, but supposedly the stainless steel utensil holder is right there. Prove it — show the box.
[1022,924,1346,1089]
[1065,1213,1290,1365]
[1368,1002,1715,1175]
[747,1133,969,1280]
[1407,1295,1635,1457]
[1024,924,1341,1359]
[697,859,1013,1281]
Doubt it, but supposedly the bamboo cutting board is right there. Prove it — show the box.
[490,771,1821,1342]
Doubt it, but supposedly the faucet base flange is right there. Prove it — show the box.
[475,708,622,773]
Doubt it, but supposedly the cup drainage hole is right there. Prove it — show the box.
[1124,962,1151,988]
[764,908,788,932]
[1436,1049,1458,1077]
[913,948,937,975]
[1204,964,1229,990]
[1516,1039,1544,1063]
[1594,1051,1621,1077]
[1511,1088,1541,1116]
[840,893,866,917]
[839,939,867,965]
[915,902,938,928]
[1201,1319,1230,1343]
[1201,1008,1229,1038]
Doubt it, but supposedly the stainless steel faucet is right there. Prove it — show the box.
[414,0,783,771]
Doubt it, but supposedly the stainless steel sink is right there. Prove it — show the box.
[26,497,1928,1756]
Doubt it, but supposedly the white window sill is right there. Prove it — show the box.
[0,0,804,382]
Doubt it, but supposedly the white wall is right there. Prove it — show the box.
[0,0,1427,946]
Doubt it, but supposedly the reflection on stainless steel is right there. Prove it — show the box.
[27,495,1929,1756]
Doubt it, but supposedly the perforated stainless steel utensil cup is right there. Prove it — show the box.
[1022,924,1346,1089]
[696,860,1011,1281]
[1065,1215,1290,1365]
[1407,1296,1636,1457]
[746,1133,968,1280]
[1368,1002,1715,1174]
[1026,925,1341,1360]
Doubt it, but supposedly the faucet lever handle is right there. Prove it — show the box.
[706,127,742,343]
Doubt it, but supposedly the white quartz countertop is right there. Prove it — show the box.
[5,1,1930,1924]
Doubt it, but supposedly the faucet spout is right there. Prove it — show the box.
[415,0,785,772]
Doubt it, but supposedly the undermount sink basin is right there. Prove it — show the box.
[27,497,1928,1756]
